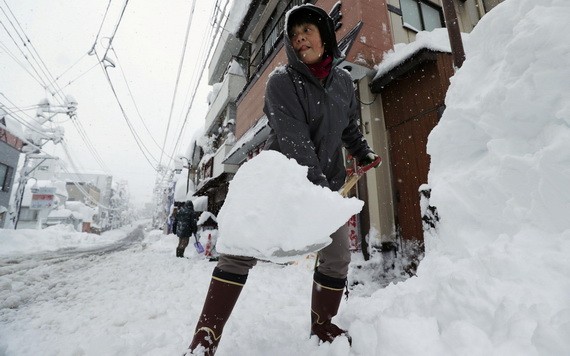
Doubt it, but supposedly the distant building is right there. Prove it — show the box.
[29,159,113,231]
[16,180,68,230]
[0,109,26,228]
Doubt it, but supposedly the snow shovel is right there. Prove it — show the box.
[193,234,205,254]
[269,155,382,261]
[339,155,382,197]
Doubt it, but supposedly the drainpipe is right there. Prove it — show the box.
[476,0,486,18]
[441,0,466,69]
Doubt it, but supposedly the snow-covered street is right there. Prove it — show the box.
[1,217,569,355]
[0,224,365,355]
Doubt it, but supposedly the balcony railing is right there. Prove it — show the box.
[204,72,246,135]
[212,143,239,178]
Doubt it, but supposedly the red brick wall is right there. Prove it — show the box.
[0,128,25,151]
[236,50,287,139]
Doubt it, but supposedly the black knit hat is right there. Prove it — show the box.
[286,5,336,57]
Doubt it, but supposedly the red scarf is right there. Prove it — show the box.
[307,55,333,80]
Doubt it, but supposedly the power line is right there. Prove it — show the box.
[68,113,112,174]
[0,39,45,87]
[158,0,197,169]
[52,60,100,95]
[89,0,113,56]
[153,0,225,187]
[168,0,228,161]
[110,47,174,160]
[95,51,160,172]
[100,0,129,63]
[0,13,53,94]
[88,0,161,171]
[0,0,67,104]
[154,0,227,187]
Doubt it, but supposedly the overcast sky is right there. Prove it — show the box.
[0,0,220,206]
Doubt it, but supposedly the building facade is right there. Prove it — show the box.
[189,0,504,270]
[0,111,25,228]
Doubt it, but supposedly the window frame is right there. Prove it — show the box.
[400,0,444,32]
[248,0,305,79]
[0,163,14,192]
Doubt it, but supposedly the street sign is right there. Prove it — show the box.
[30,187,56,209]
[30,194,55,209]
[31,186,56,194]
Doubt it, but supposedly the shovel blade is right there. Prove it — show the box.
[267,240,331,262]
[194,241,205,254]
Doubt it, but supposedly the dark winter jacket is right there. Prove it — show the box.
[263,4,373,191]
[176,201,197,238]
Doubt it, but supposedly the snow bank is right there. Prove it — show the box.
[428,0,570,252]
[377,0,570,353]
[0,225,128,256]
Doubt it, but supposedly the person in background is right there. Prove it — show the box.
[168,201,183,235]
[175,200,197,258]
[187,4,380,354]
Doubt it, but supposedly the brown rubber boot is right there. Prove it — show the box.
[188,267,247,355]
[310,270,352,345]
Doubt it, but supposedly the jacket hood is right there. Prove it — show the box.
[284,4,343,75]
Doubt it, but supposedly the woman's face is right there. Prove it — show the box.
[289,23,325,65]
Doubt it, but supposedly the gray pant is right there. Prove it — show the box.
[216,223,351,279]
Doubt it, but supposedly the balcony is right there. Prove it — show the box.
[204,72,246,135]
[208,31,243,85]
[211,143,239,179]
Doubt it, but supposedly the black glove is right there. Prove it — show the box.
[358,152,381,169]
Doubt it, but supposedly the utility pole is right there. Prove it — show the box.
[9,96,77,229]
[441,0,466,70]
[174,156,192,195]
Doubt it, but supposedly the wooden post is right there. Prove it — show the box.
[441,0,466,69]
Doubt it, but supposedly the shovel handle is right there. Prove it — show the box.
[339,156,382,197]
[339,174,361,197]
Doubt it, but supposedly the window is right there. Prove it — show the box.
[19,208,38,221]
[250,0,304,78]
[0,163,14,192]
[400,0,444,32]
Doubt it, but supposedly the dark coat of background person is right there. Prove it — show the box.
[176,201,198,238]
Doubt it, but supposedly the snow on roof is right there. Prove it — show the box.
[227,59,245,76]
[52,180,68,199]
[197,211,217,226]
[0,108,26,142]
[224,116,269,162]
[181,126,205,166]
[225,0,253,35]
[207,82,223,105]
[191,195,208,211]
[65,201,97,222]
[174,174,195,202]
[48,208,81,220]
[372,28,463,81]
